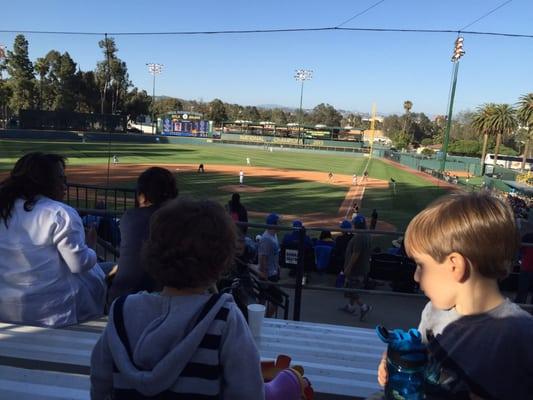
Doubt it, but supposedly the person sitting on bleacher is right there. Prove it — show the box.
[0,152,106,327]
[90,198,265,399]
[282,220,314,249]
[107,167,177,306]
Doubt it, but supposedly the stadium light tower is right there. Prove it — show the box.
[440,36,465,173]
[146,63,163,135]
[294,69,313,145]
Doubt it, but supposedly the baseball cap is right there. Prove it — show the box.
[266,213,280,225]
[339,220,352,230]
[352,215,366,229]
[292,220,303,228]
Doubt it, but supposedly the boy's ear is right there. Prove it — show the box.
[447,252,469,282]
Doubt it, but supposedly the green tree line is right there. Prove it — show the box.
[0,34,151,124]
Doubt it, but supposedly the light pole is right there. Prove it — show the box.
[440,36,465,173]
[294,69,312,145]
[146,63,163,135]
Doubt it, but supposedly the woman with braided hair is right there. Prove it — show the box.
[0,152,106,327]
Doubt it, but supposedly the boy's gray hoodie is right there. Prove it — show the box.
[90,292,265,400]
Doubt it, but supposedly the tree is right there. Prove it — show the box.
[77,71,100,113]
[271,108,288,125]
[207,98,227,125]
[34,57,49,110]
[488,104,518,169]
[5,35,36,111]
[242,106,261,122]
[392,131,411,150]
[342,113,362,128]
[448,140,481,156]
[124,88,151,123]
[517,94,533,171]
[310,103,342,126]
[95,37,130,114]
[403,100,413,136]
[153,97,183,116]
[472,103,497,173]
[382,114,402,138]
[53,52,78,111]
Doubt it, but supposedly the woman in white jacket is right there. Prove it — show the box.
[0,152,106,327]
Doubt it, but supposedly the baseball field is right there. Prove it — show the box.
[0,138,450,238]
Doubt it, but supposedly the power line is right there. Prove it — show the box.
[0,26,531,39]
[336,0,387,28]
[459,0,513,32]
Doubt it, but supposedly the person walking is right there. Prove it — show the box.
[239,169,244,185]
[370,209,378,230]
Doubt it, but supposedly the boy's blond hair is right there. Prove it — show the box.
[404,192,518,279]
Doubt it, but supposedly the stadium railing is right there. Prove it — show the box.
[68,182,532,322]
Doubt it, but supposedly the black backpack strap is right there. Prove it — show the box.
[194,293,222,328]
[113,295,135,362]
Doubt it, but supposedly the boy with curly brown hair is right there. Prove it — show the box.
[91,198,264,399]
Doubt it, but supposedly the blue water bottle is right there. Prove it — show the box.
[376,326,427,400]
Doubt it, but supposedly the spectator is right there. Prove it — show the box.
[378,192,533,399]
[386,236,405,256]
[258,213,281,282]
[331,220,354,274]
[370,209,378,230]
[91,199,265,399]
[282,220,313,249]
[226,193,248,234]
[315,230,335,247]
[339,215,372,320]
[107,167,178,305]
[515,232,533,304]
[82,200,106,229]
[0,152,106,327]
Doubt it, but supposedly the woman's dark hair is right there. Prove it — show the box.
[0,152,66,227]
[136,167,178,206]
[228,193,240,212]
[142,198,237,289]
[319,230,333,240]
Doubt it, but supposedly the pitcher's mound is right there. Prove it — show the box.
[220,185,266,193]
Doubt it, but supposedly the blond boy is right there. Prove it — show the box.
[378,192,533,399]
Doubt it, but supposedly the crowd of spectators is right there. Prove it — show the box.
[3,152,533,399]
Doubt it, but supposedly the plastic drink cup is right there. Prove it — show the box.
[247,304,266,337]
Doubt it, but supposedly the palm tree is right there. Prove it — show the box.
[472,103,496,174]
[517,94,533,171]
[403,100,413,140]
[34,57,49,110]
[488,104,518,170]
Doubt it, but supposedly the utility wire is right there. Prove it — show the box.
[336,0,387,28]
[459,0,513,32]
[0,26,531,39]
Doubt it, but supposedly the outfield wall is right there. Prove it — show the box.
[220,132,364,149]
[0,129,212,145]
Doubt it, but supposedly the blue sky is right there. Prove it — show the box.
[1,0,532,116]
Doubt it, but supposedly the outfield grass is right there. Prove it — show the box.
[1,139,449,232]
[0,139,367,174]
[115,171,348,218]
[361,158,449,231]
